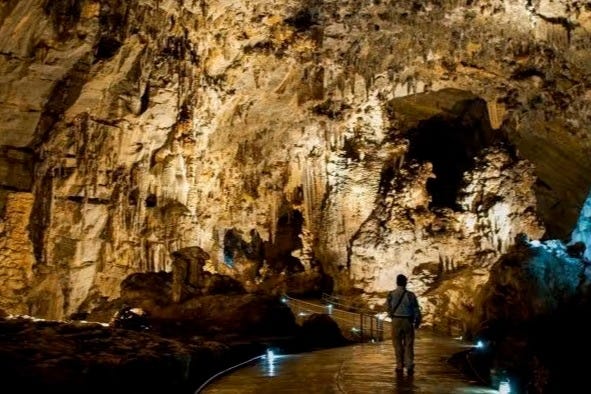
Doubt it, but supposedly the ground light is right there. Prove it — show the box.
[490,369,512,394]
[475,340,484,349]
[498,379,511,394]
[265,349,276,377]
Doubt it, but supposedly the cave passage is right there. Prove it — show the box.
[406,99,498,210]
[265,209,305,274]
[222,209,305,273]
[223,229,264,267]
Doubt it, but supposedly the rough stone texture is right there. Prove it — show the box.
[473,238,589,330]
[171,246,245,302]
[461,235,591,393]
[0,0,590,333]
[0,192,35,314]
[82,274,298,340]
[146,294,299,338]
[0,316,264,394]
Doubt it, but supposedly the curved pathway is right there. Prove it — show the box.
[201,331,497,393]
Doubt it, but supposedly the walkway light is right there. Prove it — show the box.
[476,340,484,349]
[498,379,511,394]
[327,304,333,314]
[281,296,288,303]
[266,349,275,361]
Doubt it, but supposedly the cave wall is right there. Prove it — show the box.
[0,0,590,322]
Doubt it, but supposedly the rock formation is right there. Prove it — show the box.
[0,1,590,338]
[0,315,268,394]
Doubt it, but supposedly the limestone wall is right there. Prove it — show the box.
[0,0,589,322]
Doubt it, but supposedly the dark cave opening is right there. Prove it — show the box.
[222,210,305,274]
[223,229,264,268]
[266,209,305,274]
[406,99,500,210]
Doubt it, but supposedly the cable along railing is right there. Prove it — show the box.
[282,294,389,343]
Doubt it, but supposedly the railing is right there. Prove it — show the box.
[282,294,388,342]
[322,293,390,341]
[321,293,378,315]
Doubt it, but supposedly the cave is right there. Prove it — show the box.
[265,209,305,274]
[1,1,591,393]
[405,97,500,210]
[222,210,304,275]
[222,228,265,268]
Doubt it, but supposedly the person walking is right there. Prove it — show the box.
[387,274,422,374]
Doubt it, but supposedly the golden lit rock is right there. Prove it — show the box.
[0,1,589,337]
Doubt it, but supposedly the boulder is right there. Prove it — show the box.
[298,313,348,349]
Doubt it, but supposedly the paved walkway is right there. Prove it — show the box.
[200,331,497,393]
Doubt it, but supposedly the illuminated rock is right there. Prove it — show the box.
[0,1,589,334]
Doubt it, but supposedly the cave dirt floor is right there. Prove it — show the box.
[201,331,497,393]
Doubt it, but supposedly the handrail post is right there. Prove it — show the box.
[360,313,364,342]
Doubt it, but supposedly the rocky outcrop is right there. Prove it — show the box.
[458,232,591,393]
[0,193,35,314]
[0,1,590,333]
[0,316,265,394]
[171,246,244,302]
[472,237,589,332]
[297,313,349,349]
[81,269,297,339]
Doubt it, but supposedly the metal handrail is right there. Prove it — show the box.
[286,294,376,318]
[283,294,388,342]
[321,293,380,315]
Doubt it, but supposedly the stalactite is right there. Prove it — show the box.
[0,0,586,324]
[302,159,315,232]
[269,194,278,245]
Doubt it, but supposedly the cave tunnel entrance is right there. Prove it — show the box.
[266,209,305,274]
[223,228,264,268]
[222,209,305,274]
[404,96,502,210]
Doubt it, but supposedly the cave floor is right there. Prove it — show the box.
[201,331,497,393]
